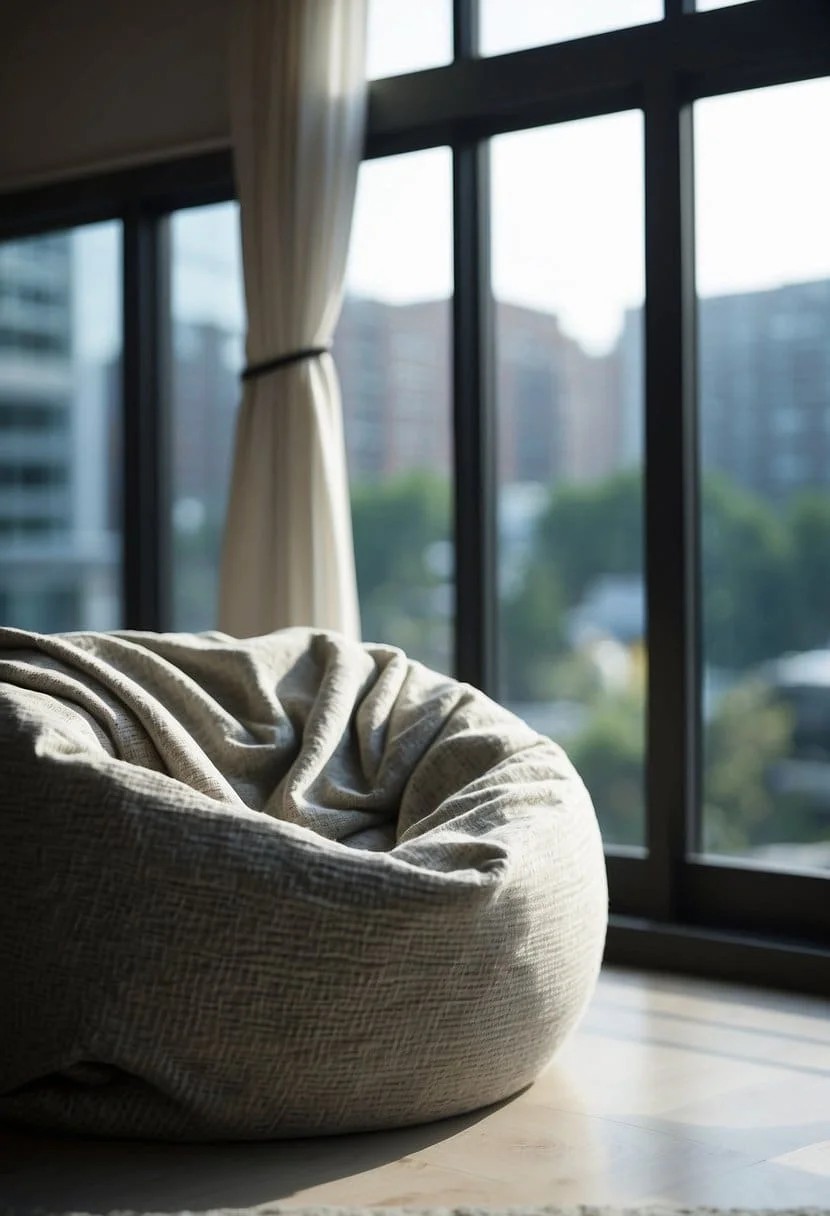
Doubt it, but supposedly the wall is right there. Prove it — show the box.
[0,0,232,193]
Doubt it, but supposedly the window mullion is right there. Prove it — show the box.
[453,0,478,59]
[643,75,700,920]
[452,141,496,692]
[664,0,695,19]
[122,208,171,631]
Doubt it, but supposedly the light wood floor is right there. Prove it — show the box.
[2,967,829,1213]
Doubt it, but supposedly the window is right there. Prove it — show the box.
[167,156,455,668]
[696,79,830,870]
[367,0,452,78]
[492,112,646,847]
[169,202,244,632]
[481,0,661,56]
[1,0,828,991]
[340,147,454,673]
[0,223,122,633]
[696,0,755,10]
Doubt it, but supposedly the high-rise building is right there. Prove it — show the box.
[335,295,618,488]
[335,296,451,482]
[618,280,830,504]
[699,279,830,502]
[0,233,119,632]
[171,321,240,526]
[495,301,622,486]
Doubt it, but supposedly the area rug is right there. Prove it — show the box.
[32,1205,830,1216]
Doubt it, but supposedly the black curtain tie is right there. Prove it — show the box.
[241,345,331,383]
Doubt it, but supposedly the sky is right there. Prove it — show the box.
[71,2,829,361]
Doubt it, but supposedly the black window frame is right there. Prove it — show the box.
[1,0,829,993]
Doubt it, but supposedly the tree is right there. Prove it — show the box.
[533,470,643,607]
[567,690,645,847]
[703,680,795,854]
[563,675,801,854]
[498,471,642,701]
[171,515,224,632]
[350,472,451,671]
[515,468,824,673]
[493,467,830,850]
[787,492,830,654]
[700,474,795,670]
[499,562,566,701]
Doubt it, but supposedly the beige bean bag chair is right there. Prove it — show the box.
[0,626,607,1141]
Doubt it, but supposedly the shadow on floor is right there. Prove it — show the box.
[0,1095,520,1216]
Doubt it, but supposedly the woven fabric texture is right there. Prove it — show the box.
[0,627,607,1141]
[41,1209,830,1216]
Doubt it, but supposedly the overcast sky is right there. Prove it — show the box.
[73,5,829,360]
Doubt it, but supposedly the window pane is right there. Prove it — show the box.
[492,113,646,847]
[168,161,455,667]
[696,79,830,869]
[0,223,122,633]
[339,147,454,674]
[169,203,244,632]
[696,1,755,10]
[367,0,452,79]
[481,0,661,57]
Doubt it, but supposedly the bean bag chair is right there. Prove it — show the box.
[0,626,607,1141]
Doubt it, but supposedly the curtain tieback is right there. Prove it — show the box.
[241,345,331,383]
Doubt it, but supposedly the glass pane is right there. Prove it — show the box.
[339,147,454,674]
[0,223,122,633]
[481,0,661,57]
[492,113,646,847]
[367,0,452,79]
[696,1,755,10]
[169,202,244,632]
[696,79,830,869]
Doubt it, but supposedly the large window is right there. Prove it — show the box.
[1,1,828,991]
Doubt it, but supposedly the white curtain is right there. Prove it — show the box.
[219,0,367,639]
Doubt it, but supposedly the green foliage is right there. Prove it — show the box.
[565,678,801,855]
[788,492,830,653]
[567,691,645,847]
[500,470,642,701]
[351,473,450,596]
[542,649,606,703]
[347,466,830,853]
[171,519,224,632]
[499,562,566,700]
[350,472,452,672]
[703,680,794,854]
[534,470,643,605]
[700,474,796,670]
[521,468,830,677]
